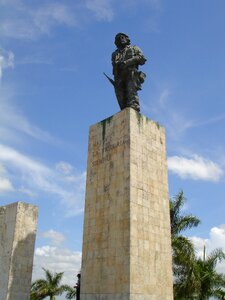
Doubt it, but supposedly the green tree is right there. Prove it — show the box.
[30,268,71,300]
[65,286,76,299]
[174,248,225,300]
[170,190,200,264]
[170,191,225,299]
[170,191,201,298]
[194,249,225,300]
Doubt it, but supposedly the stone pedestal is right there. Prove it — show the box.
[81,108,173,300]
[0,202,38,300]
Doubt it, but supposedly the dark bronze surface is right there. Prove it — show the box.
[111,33,147,112]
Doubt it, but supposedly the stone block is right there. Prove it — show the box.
[0,202,38,300]
[81,108,173,299]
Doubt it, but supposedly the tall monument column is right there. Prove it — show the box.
[81,108,173,300]
[0,202,38,300]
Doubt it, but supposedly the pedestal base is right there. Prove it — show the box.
[81,108,173,300]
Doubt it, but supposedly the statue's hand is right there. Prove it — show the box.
[114,61,126,71]
[120,61,126,68]
[117,61,126,68]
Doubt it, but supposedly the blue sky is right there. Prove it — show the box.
[1,0,225,293]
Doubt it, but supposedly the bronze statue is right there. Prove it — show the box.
[74,273,80,300]
[106,33,147,112]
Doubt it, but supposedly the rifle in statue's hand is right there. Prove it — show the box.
[103,72,115,87]
[103,73,123,110]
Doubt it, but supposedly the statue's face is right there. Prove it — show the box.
[116,34,129,49]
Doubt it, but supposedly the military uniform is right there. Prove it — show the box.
[112,44,146,112]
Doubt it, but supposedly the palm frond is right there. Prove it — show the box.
[52,271,64,286]
[43,268,54,285]
[30,268,68,299]
[65,286,76,299]
[207,249,225,268]
[56,284,72,295]
[175,215,200,234]
[170,190,185,221]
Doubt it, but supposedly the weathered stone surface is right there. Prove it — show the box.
[81,108,173,299]
[0,202,38,300]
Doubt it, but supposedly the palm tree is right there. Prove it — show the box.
[30,282,44,300]
[175,248,225,300]
[65,286,76,299]
[170,191,201,298]
[170,192,225,299]
[30,268,71,300]
[170,191,200,262]
[194,248,225,299]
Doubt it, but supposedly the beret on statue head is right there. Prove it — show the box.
[114,33,131,47]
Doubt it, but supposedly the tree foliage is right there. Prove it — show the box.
[30,268,71,300]
[171,191,225,300]
[65,286,76,299]
[170,191,200,290]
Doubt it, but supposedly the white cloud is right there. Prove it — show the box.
[191,225,225,273]
[0,96,59,144]
[0,0,163,40]
[191,236,206,254]
[56,161,73,175]
[0,2,77,39]
[168,155,224,182]
[158,88,169,109]
[0,144,85,216]
[33,245,81,286]
[0,177,14,192]
[18,186,37,198]
[0,0,116,40]
[169,112,194,136]
[144,88,225,142]
[0,89,85,216]
[0,48,14,79]
[0,144,49,174]
[193,114,225,128]
[0,163,14,192]
[143,88,195,140]
[0,164,5,173]
[32,3,76,35]
[86,0,114,21]
[42,230,65,246]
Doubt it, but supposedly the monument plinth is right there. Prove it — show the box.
[81,108,173,300]
[0,202,38,300]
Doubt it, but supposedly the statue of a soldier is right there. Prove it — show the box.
[111,33,147,112]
